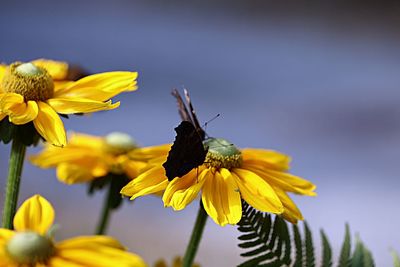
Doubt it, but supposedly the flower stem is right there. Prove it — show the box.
[2,138,26,229]
[182,201,208,267]
[95,178,114,235]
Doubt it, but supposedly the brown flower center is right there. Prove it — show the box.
[2,62,54,101]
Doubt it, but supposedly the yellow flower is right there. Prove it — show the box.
[0,59,138,146]
[0,195,147,267]
[121,138,316,226]
[154,257,200,267]
[30,132,170,185]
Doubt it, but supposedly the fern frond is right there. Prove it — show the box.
[304,222,315,267]
[292,224,303,267]
[338,224,351,267]
[237,201,292,267]
[321,230,332,267]
[391,250,400,267]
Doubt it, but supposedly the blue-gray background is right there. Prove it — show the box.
[1,1,400,266]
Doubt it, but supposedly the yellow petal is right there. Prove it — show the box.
[33,101,66,147]
[121,166,168,200]
[56,163,97,184]
[13,195,54,234]
[0,93,24,111]
[123,160,147,179]
[0,112,6,121]
[216,168,242,224]
[48,257,83,267]
[55,236,147,267]
[232,168,283,214]
[129,144,171,161]
[274,188,304,224]
[201,169,241,226]
[8,101,38,125]
[243,166,316,196]
[47,98,119,114]
[32,59,68,80]
[57,236,124,249]
[0,64,6,81]
[163,169,206,210]
[0,229,15,241]
[54,72,138,101]
[242,148,291,171]
[30,144,106,169]
[68,132,105,148]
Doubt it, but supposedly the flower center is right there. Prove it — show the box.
[204,138,242,169]
[6,231,55,264]
[104,132,138,155]
[2,62,54,101]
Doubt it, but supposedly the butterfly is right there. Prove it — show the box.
[162,89,208,181]
[163,121,208,181]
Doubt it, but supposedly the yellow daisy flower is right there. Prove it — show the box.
[121,138,316,226]
[0,195,147,267]
[154,257,200,267]
[0,59,138,146]
[30,132,170,185]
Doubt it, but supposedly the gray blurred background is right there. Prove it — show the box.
[1,0,400,266]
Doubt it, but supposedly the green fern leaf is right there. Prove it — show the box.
[338,224,352,267]
[304,222,315,267]
[391,250,400,267]
[351,236,364,267]
[362,246,374,267]
[292,224,303,267]
[237,201,292,267]
[321,230,332,267]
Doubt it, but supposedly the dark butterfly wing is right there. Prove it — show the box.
[163,121,208,181]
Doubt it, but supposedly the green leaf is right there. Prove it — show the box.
[237,201,293,267]
[304,222,315,267]
[338,224,351,267]
[321,229,332,267]
[292,224,303,267]
[351,236,364,267]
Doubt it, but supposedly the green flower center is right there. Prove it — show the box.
[204,138,242,169]
[6,231,55,264]
[2,62,54,101]
[104,132,138,155]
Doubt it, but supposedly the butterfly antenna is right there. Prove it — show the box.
[172,89,191,122]
[203,113,220,133]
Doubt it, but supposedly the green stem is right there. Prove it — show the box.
[2,138,26,229]
[182,201,208,267]
[95,179,114,235]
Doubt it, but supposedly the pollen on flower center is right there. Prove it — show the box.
[6,231,55,264]
[2,62,54,101]
[203,138,242,169]
[104,132,138,155]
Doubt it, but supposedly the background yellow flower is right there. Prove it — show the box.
[0,59,138,146]
[0,195,147,267]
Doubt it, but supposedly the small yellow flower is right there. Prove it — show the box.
[0,59,138,146]
[0,195,147,267]
[30,132,170,185]
[121,138,316,226]
[154,257,200,267]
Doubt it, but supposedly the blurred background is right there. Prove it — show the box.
[1,0,400,265]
